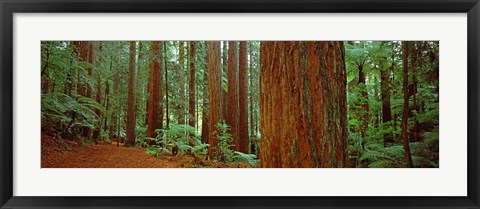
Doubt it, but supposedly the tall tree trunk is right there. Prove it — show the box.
[207,41,223,158]
[165,42,170,128]
[111,43,121,146]
[189,41,196,128]
[146,41,163,141]
[222,41,228,120]
[358,64,369,150]
[249,42,255,153]
[104,56,112,135]
[226,41,239,150]
[87,42,95,99]
[238,41,249,153]
[125,41,137,147]
[136,41,144,125]
[87,42,96,141]
[95,42,103,144]
[70,41,81,94]
[159,42,165,132]
[178,41,186,124]
[411,43,420,142]
[402,41,414,168]
[77,41,89,97]
[259,41,348,168]
[381,58,393,146]
[201,41,210,144]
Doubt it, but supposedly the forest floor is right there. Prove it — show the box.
[41,134,250,168]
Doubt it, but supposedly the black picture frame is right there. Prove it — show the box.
[1,0,479,208]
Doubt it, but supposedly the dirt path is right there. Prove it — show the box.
[42,140,181,168]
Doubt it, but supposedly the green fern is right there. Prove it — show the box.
[233,151,259,167]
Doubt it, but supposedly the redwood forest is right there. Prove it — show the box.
[41,41,439,168]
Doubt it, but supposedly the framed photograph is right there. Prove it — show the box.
[1,0,479,208]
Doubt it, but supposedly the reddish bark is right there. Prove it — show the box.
[201,42,210,144]
[226,41,239,150]
[222,41,228,120]
[189,41,196,128]
[259,41,348,168]
[146,41,163,141]
[238,41,249,153]
[207,41,223,158]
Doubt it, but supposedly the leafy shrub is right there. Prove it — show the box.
[135,125,147,146]
[41,92,104,137]
[213,121,235,162]
[145,124,209,160]
[214,122,259,167]
[233,151,259,167]
[359,133,439,168]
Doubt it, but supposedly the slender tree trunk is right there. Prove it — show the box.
[125,41,137,147]
[165,42,170,128]
[259,41,348,168]
[86,42,96,141]
[71,41,81,94]
[238,41,249,153]
[201,41,210,144]
[159,42,165,131]
[222,41,228,121]
[226,41,239,150]
[111,43,120,146]
[411,43,420,142]
[65,49,73,96]
[76,42,89,97]
[136,41,144,125]
[358,64,369,150]
[402,41,414,168]
[104,58,112,134]
[249,42,255,153]
[381,58,393,146]
[146,41,163,141]
[189,41,196,128]
[95,42,103,144]
[178,41,186,124]
[208,41,223,158]
[87,42,95,99]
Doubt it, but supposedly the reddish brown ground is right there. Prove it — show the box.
[41,134,249,168]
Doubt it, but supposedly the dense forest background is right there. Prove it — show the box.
[41,41,439,168]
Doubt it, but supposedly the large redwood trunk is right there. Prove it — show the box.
[226,41,239,150]
[259,41,348,168]
[402,41,414,167]
[146,41,163,140]
[125,41,137,147]
[238,41,249,153]
[189,41,196,128]
[207,41,223,158]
